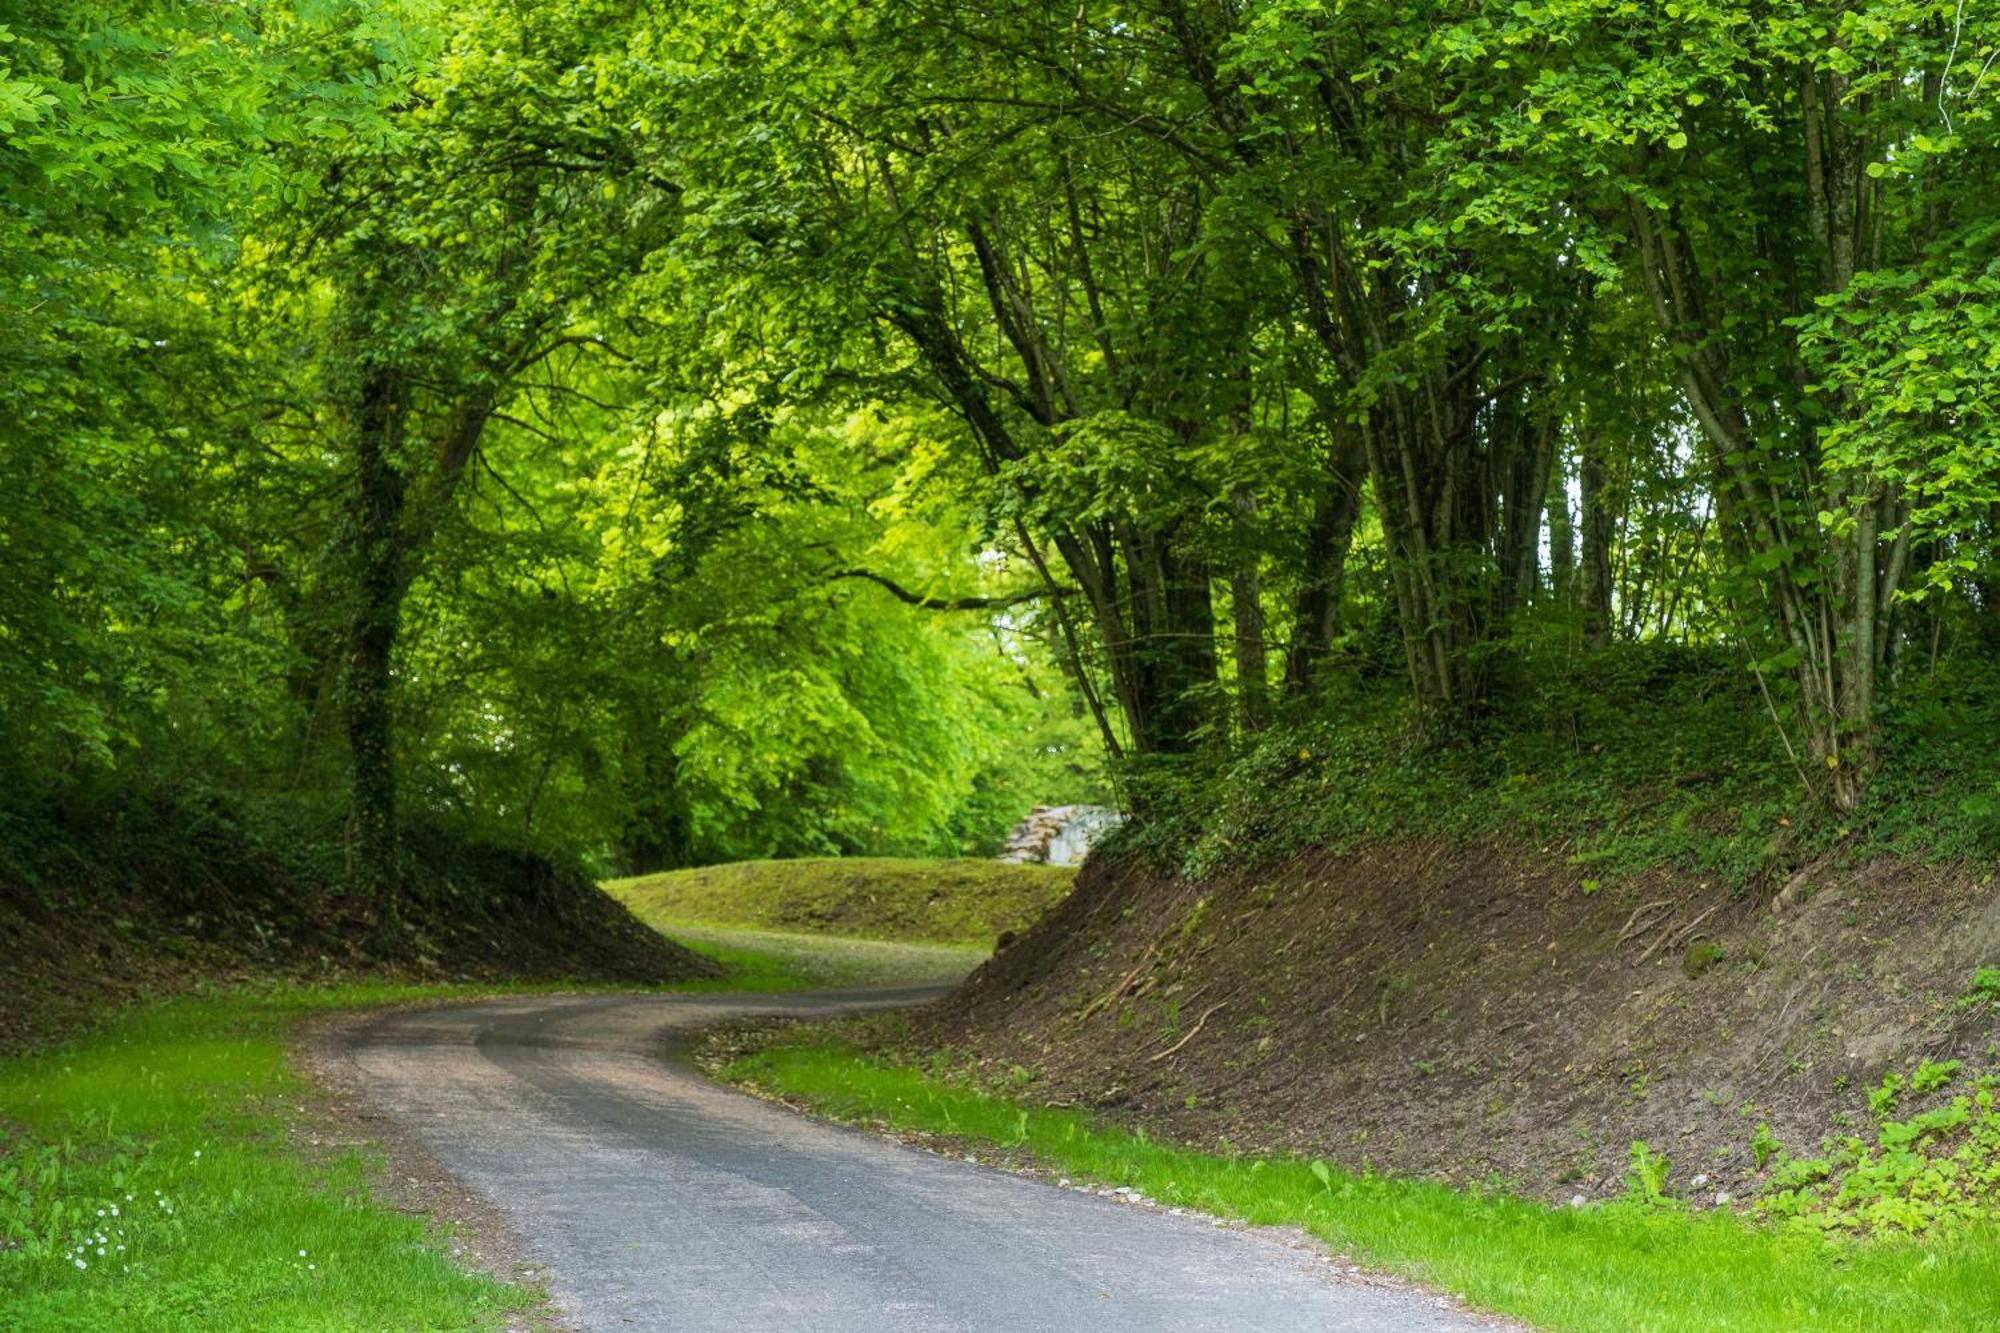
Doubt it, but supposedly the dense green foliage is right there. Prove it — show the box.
[7,0,2000,921]
[0,0,1103,913]
[726,1038,2000,1332]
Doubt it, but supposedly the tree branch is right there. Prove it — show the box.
[830,568,1067,611]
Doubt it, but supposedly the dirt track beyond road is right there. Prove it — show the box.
[337,990,1505,1332]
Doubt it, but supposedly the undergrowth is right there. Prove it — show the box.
[1114,648,2000,890]
[1758,1056,2000,1238]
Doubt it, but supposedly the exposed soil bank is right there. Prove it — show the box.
[916,843,2000,1202]
[0,796,715,1057]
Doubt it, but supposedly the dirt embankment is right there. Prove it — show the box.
[918,843,2000,1202]
[0,809,716,1058]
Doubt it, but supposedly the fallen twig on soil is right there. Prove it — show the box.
[1145,1002,1226,1063]
[1636,903,1719,966]
[1617,899,1674,944]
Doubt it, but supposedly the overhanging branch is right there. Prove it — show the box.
[830,568,1068,611]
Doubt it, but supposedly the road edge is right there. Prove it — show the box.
[291,1003,573,1333]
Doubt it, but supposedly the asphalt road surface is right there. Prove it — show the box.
[338,990,1504,1332]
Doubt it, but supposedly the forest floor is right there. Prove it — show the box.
[0,818,717,1060]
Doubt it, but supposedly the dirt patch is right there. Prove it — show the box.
[889,842,2000,1205]
[293,1005,568,1332]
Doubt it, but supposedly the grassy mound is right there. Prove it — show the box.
[666,923,983,990]
[603,857,1075,947]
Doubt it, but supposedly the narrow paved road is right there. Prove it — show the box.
[339,991,1503,1332]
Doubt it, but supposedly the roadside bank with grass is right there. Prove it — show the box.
[722,1036,2000,1333]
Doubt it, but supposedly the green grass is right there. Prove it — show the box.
[0,923,968,1331]
[663,923,983,990]
[0,983,553,1331]
[604,856,1074,948]
[725,1040,2000,1333]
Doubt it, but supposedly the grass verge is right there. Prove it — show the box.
[0,934,956,1331]
[0,983,549,1331]
[604,856,1074,947]
[723,1040,2000,1333]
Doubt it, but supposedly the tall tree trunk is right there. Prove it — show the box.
[343,363,408,934]
[1547,446,1575,608]
[1283,437,1364,697]
[1228,487,1268,734]
[1134,519,1218,753]
[1577,438,1614,649]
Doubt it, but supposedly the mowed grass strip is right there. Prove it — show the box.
[725,1042,2000,1333]
[0,985,543,1332]
[661,923,983,990]
[604,856,1074,947]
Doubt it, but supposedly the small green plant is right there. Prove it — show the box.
[1869,1072,1907,1118]
[1759,1068,2000,1238]
[1912,1060,1962,1096]
[1966,967,2000,1006]
[1627,1139,1673,1204]
[1752,1122,1781,1172]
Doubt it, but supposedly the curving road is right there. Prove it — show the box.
[337,991,1505,1332]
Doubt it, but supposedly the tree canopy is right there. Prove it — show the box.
[7,0,2000,920]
